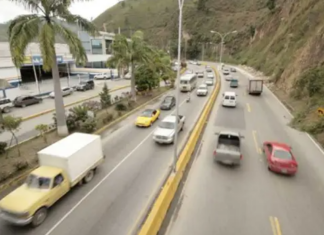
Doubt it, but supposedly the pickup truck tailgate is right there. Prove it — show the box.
[214,144,241,164]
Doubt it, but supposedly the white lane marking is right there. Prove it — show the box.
[235,66,324,156]
[45,97,190,235]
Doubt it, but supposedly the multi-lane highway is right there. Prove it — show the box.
[163,63,324,235]
[0,64,214,235]
[0,79,130,143]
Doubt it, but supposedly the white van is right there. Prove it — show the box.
[222,91,237,107]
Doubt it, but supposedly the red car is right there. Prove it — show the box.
[262,141,298,175]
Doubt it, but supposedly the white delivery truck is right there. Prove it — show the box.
[0,133,104,227]
[247,78,263,95]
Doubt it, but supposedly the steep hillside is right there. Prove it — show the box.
[95,0,324,145]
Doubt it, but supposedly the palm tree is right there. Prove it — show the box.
[149,49,174,86]
[8,0,96,136]
[108,31,152,101]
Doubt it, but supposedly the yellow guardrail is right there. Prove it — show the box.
[138,65,221,235]
[21,85,130,121]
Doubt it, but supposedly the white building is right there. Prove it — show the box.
[0,30,121,85]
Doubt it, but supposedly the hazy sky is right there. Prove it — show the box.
[0,0,119,23]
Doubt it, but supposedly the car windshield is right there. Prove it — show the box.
[26,174,51,189]
[159,121,175,129]
[141,110,153,117]
[164,97,173,103]
[199,87,207,90]
[180,80,188,84]
[80,82,87,85]
[274,149,292,160]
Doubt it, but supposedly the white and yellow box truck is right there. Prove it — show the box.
[0,132,104,227]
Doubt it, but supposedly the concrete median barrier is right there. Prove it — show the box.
[138,65,221,235]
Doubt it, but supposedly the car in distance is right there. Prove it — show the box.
[196,84,208,96]
[206,67,213,73]
[230,67,236,72]
[13,95,42,108]
[262,141,298,175]
[135,109,160,127]
[205,78,214,86]
[0,98,14,113]
[94,73,110,80]
[160,96,176,110]
[222,91,237,107]
[196,71,204,78]
[153,114,185,144]
[230,78,238,88]
[49,87,73,98]
[76,80,95,91]
[225,76,233,81]
[223,68,230,75]
[213,130,243,165]
[207,73,214,79]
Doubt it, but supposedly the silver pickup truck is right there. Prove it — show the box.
[213,131,243,165]
[153,114,185,144]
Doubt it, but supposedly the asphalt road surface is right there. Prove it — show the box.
[0,64,214,235]
[164,63,324,235]
[0,79,130,144]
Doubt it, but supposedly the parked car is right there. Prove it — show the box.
[49,87,73,98]
[153,114,185,144]
[0,98,14,113]
[213,130,243,165]
[262,141,298,175]
[160,96,176,110]
[196,84,208,96]
[13,95,42,108]
[76,80,95,91]
[94,73,110,80]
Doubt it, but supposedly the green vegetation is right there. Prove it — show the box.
[8,0,96,137]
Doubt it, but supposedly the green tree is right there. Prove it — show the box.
[2,115,22,156]
[197,0,207,11]
[8,0,96,136]
[99,83,111,108]
[135,64,160,92]
[149,49,174,85]
[35,124,49,143]
[108,31,152,101]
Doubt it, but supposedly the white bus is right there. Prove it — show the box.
[180,74,198,92]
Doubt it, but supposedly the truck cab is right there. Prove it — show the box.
[0,166,70,227]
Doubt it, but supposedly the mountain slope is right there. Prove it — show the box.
[94,0,324,145]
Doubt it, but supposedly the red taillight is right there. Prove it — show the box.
[213,150,216,156]
[240,154,243,160]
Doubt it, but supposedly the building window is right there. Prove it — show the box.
[105,40,113,55]
[91,39,103,54]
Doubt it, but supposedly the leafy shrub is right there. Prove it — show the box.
[80,118,97,133]
[99,83,111,108]
[115,103,127,111]
[83,100,102,112]
[103,112,114,124]
[14,160,28,171]
[0,142,7,154]
[302,117,324,135]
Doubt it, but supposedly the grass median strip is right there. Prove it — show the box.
[138,65,221,235]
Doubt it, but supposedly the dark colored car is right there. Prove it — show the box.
[13,95,42,108]
[230,79,239,88]
[76,80,95,91]
[160,96,176,110]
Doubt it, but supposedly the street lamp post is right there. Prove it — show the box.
[173,0,185,173]
[210,30,237,64]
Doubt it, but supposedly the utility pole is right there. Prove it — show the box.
[210,30,237,63]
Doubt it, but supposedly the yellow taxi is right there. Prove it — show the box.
[135,109,160,127]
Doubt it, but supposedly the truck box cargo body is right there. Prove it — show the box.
[38,133,104,186]
[247,78,263,95]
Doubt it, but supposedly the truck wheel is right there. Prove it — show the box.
[3,107,10,113]
[31,207,47,227]
[83,170,94,183]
